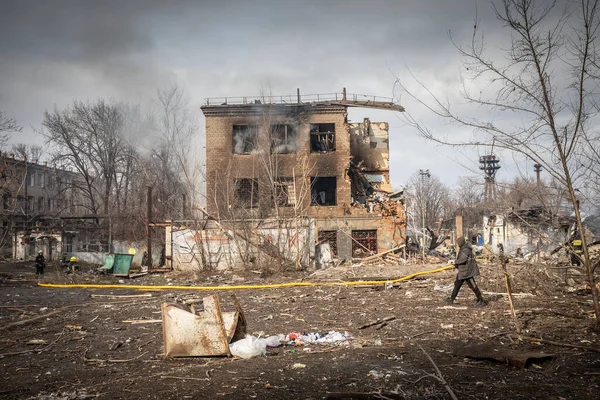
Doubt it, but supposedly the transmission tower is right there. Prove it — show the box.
[479,154,500,201]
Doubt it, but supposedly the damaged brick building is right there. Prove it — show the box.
[197,89,406,266]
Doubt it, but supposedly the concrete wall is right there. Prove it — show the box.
[483,215,569,255]
[169,219,315,272]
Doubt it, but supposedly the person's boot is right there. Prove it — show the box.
[473,287,487,307]
[474,298,488,307]
[445,297,454,305]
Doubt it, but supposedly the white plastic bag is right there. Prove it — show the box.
[229,335,267,359]
[264,335,281,347]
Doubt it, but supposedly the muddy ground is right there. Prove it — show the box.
[1,259,599,400]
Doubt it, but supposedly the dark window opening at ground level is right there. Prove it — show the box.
[311,177,336,206]
[318,230,338,256]
[352,229,377,257]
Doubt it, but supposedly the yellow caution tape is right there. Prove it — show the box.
[37,265,454,291]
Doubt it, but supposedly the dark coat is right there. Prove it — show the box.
[35,254,45,265]
[455,242,479,280]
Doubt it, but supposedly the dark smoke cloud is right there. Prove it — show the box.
[0,0,558,187]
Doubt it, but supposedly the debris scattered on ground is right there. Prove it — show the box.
[454,342,554,368]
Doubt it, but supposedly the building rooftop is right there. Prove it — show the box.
[201,88,405,112]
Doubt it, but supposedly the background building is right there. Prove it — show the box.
[0,153,92,260]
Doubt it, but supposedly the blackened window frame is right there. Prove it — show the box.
[310,176,336,206]
[232,125,259,154]
[310,123,336,153]
[270,124,297,154]
[234,178,259,209]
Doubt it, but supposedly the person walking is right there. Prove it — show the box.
[35,250,46,276]
[446,236,487,306]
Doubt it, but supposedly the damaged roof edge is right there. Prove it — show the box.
[201,101,404,113]
[201,90,405,113]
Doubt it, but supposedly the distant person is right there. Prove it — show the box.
[446,236,487,306]
[570,232,583,266]
[35,251,46,276]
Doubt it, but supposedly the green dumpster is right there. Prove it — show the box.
[113,253,134,275]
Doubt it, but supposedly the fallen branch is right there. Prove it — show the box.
[83,348,149,363]
[410,330,435,339]
[482,292,534,297]
[0,308,65,332]
[0,305,41,308]
[414,341,458,400]
[504,271,521,334]
[0,329,65,357]
[327,391,394,399]
[122,319,162,324]
[512,335,600,353]
[359,316,396,330]
[160,376,210,382]
[401,328,458,400]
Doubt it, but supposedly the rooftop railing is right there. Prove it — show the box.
[203,92,397,106]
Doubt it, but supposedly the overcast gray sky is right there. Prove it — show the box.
[0,0,548,190]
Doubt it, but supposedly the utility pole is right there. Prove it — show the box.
[419,169,430,263]
[147,186,153,269]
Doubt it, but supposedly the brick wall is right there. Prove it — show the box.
[203,104,352,220]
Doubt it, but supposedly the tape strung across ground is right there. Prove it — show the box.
[37,265,454,291]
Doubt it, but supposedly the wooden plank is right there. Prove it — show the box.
[360,245,405,263]
[90,294,152,299]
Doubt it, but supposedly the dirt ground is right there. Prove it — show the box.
[1,259,599,400]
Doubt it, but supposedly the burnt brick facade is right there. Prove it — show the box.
[201,100,406,263]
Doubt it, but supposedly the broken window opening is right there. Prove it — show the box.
[270,124,297,154]
[274,177,296,207]
[310,123,336,153]
[351,230,377,257]
[318,230,338,256]
[234,178,258,209]
[232,125,259,154]
[311,177,336,206]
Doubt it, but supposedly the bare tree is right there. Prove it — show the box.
[405,170,453,249]
[0,111,21,149]
[395,0,600,325]
[149,85,199,220]
[452,176,486,238]
[42,100,128,215]
[11,144,43,162]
